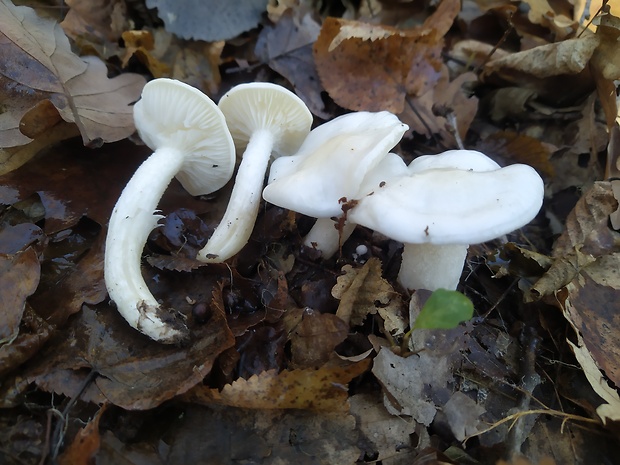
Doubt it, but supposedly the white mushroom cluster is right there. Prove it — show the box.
[105,78,544,344]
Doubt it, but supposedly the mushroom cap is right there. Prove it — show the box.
[218,82,313,157]
[408,149,500,173]
[133,78,235,196]
[262,111,408,218]
[348,163,544,245]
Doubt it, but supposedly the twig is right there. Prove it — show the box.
[505,328,541,459]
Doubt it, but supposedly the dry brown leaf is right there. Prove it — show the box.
[58,404,107,465]
[0,1,145,148]
[332,257,406,335]
[590,10,620,80]
[121,30,171,77]
[484,34,600,80]
[61,0,128,43]
[184,359,371,411]
[313,0,460,113]
[401,67,479,143]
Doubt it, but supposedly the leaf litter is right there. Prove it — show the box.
[1,0,620,463]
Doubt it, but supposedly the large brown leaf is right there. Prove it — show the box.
[0,0,145,148]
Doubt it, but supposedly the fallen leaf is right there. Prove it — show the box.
[120,30,171,77]
[255,8,327,118]
[164,405,360,464]
[0,0,145,147]
[484,34,600,80]
[349,393,429,463]
[332,257,406,335]
[372,347,438,425]
[146,0,266,41]
[0,248,40,342]
[287,307,349,368]
[26,299,235,410]
[313,8,452,113]
[443,391,485,441]
[58,404,107,465]
[184,359,371,411]
[400,67,478,144]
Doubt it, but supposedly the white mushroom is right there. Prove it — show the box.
[105,78,235,344]
[262,111,408,258]
[197,83,312,262]
[347,150,545,291]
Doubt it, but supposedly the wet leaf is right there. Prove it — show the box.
[0,0,145,147]
[0,248,40,342]
[413,289,474,330]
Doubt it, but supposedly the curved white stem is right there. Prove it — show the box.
[197,129,275,262]
[105,147,188,343]
[398,243,469,291]
[303,217,356,259]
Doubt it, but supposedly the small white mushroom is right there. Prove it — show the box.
[262,111,408,258]
[347,150,545,291]
[104,78,235,343]
[197,83,313,262]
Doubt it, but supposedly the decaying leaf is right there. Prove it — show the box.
[313,0,460,113]
[120,30,171,77]
[0,1,145,148]
[332,257,406,335]
[349,393,428,462]
[401,66,478,144]
[561,290,620,423]
[531,182,620,298]
[443,391,486,441]
[146,0,266,42]
[484,34,600,80]
[372,347,438,425]
[58,404,107,465]
[286,307,349,368]
[255,8,326,117]
[0,248,40,342]
[184,359,371,411]
[164,405,360,464]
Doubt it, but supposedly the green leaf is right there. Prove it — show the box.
[413,289,474,330]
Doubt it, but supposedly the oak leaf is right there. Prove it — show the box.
[0,0,145,148]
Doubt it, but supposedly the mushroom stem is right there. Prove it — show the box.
[105,147,189,343]
[398,243,469,291]
[198,129,275,262]
[303,217,356,258]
